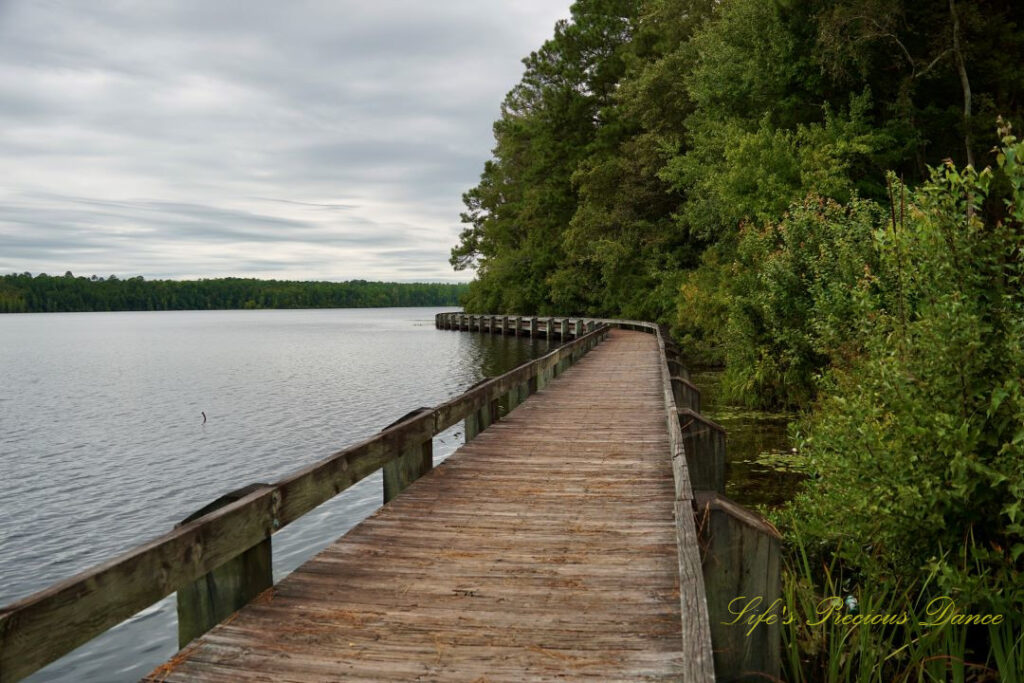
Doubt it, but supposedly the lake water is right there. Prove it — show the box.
[0,307,554,682]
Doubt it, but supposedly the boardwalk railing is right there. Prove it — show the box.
[0,318,609,683]
[439,312,782,682]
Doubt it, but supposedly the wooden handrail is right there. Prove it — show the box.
[0,319,609,682]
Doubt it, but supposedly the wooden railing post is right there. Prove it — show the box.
[667,358,690,381]
[694,492,781,682]
[560,318,569,340]
[678,409,726,494]
[537,359,551,390]
[464,411,479,441]
[529,317,538,337]
[176,484,274,648]
[382,408,434,503]
[671,376,701,412]
[505,380,527,413]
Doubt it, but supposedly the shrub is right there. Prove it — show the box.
[783,128,1024,618]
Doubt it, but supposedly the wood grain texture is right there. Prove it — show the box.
[145,330,712,682]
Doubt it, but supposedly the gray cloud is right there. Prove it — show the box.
[0,0,570,281]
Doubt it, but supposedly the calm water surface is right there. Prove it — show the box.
[0,307,554,681]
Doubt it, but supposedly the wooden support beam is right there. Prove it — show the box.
[176,484,274,649]
[382,408,434,503]
[529,317,538,337]
[678,408,726,494]
[694,492,781,682]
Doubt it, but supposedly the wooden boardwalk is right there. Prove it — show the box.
[146,330,693,681]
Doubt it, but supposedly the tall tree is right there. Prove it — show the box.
[451,0,640,314]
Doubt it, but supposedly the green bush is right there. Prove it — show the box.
[783,129,1024,619]
[720,195,884,408]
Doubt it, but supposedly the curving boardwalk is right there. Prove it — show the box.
[146,330,694,681]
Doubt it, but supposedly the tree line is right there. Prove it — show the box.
[0,273,467,313]
[453,0,1024,678]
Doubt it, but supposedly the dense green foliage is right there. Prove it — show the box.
[453,0,1024,676]
[0,273,466,313]
[783,135,1024,613]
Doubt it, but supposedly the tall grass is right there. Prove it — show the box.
[779,531,1022,682]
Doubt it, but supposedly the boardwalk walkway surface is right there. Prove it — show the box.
[146,330,689,681]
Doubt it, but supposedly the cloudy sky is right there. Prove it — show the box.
[0,2,570,282]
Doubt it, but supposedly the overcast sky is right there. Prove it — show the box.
[0,1,570,282]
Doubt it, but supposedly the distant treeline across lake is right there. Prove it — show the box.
[0,272,468,313]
